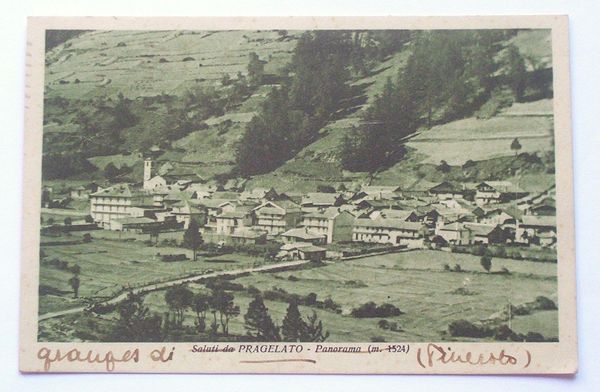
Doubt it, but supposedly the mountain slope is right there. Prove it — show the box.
[43,29,554,191]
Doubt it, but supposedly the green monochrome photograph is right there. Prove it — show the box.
[36,26,561,345]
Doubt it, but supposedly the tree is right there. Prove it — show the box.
[244,295,280,341]
[505,44,528,101]
[437,160,451,173]
[511,138,522,156]
[211,289,240,335]
[164,285,193,328]
[41,189,50,207]
[191,292,211,333]
[109,291,163,342]
[148,226,160,245]
[480,255,492,273]
[281,300,308,342]
[112,92,137,130]
[68,273,80,298]
[183,219,203,261]
[221,73,232,86]
[247,52,264,86]
[103,162,120,181]
[83,233,92,243]
[64,217,72,226]
[303,311,329,342]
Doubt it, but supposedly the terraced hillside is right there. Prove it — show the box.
[45,30,298,99]
[43,29,554,190]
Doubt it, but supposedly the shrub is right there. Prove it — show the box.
[480,255,492,273]
[246,285,261,296]
[89,302,116,315]
[494,324,521,341]
[452,287,476,296]
[534,296,557,310]
[462,159,476,169]
[344,280,368,288]
[378,319,390,330]
[525,332,545,342]
[161,254,189,262]
[323,298,339,312]
[351,302,403,318]
[158,58,169,63]
[287,275,299,282]
[471,244,485,256]
[511,251,523,260]
[443,263,451,272]
[371,336,386,342]
[453,264,463,273]
[305,293,317,306]
[510,304,531,316]
[205,278,244,292]
[182,56,195,61]
[437,160,451,173]
[493,247,506,258]
[448,320,489,338]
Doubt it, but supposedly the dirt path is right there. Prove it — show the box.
[39,259,311,321]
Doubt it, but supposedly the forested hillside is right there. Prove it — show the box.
[43,29,553,191]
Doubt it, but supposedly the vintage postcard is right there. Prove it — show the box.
[20,16,576,374]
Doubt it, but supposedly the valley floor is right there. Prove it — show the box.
[38,248,557,343]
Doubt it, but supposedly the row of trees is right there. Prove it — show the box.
[108,286,328,342]
[235,31,355,176]
[340,30,536,172]
[246,295,329,342]
[164,285,240,335]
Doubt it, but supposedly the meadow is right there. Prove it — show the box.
[138,249,558,342]
[38,233,263,315]
[405,100,554,165]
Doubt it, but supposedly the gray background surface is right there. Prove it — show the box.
[2,0,598,390]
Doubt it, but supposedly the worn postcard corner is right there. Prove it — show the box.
[19,15,576,375]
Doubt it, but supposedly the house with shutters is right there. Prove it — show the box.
[474,181,528,206]
[435,222,471,245]
[215,206,254,235]
[368,208,419,222]
[280,227,327,245]
[90,184,163,229]
[198,199,237,232]
[240,187,279,203]
[300,192,344,209]
[252,200,302,236]
[170,200,207,228]
[352,218,425,248]
[516,215,557,247]
[463,223,506,245]
[229,227,268,245]
[435,222,505,245]
[300,208,355,244]
[428,181,464,200]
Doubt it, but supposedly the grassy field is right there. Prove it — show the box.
[133,249,558,342]
[38,233,264,314]
[405,101,554,165]
[45,30,299,100]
